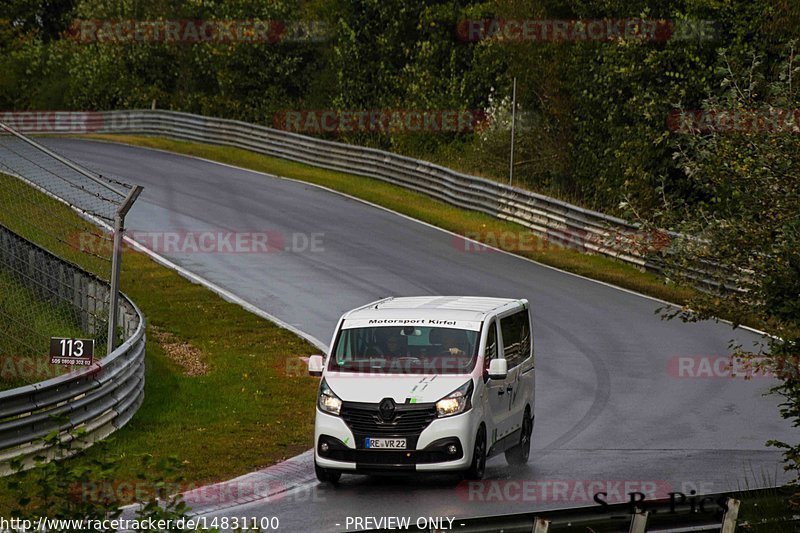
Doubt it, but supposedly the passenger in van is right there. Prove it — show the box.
[427,328,472,373]
[433,329,469,356]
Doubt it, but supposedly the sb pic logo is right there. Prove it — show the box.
[593,490,730,518]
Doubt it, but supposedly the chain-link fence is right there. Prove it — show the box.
[0,124,136,390]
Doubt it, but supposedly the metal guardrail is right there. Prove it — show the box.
[0,224,145,476]
[365,489,797,533]
[66,110,673,273]
[454,495,742,533]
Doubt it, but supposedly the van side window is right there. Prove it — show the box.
[483,321,498,377]
[500,310,530,368]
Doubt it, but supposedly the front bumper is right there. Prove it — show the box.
[313,407,476,473]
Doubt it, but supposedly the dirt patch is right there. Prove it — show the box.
[150,326,209,376]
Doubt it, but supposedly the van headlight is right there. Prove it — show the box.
[436,380,474,418]
[318,378,342,416]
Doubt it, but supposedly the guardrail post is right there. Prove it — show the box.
[629,511,648,533]
[720,498,740,533]
[531,517,550,533]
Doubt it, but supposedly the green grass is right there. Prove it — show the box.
[0,271,85,391]
[735,486,799,532]
[0,173,321,510]
[0,173,111,276]
[82,134,697,307]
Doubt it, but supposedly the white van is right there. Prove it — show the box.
[307,296,535,482]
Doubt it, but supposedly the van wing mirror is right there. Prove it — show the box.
[488,358,508,380]
[308,355,324,377]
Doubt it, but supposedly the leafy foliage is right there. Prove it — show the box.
[2,0,797,212]
[6,423,193,531]
[650,44,800,487]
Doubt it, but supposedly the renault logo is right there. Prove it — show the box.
[379,398,396,421]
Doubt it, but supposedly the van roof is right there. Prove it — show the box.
[343,296,525,323]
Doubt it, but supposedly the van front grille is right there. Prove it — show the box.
[340,402,437,439]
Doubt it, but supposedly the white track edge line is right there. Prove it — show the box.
[120,237,327,350]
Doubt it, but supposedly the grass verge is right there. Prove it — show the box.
[0,173,321,511]
[82,134,695,307]
[0,270,84,391]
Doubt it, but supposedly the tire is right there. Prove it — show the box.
[315,462,342,484]
[464,427,487,480]
[505,409,533,465]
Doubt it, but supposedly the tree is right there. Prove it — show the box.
[652,44,800,487]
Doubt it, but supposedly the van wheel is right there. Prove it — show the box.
[464,427,486,480]
[505,410,533,465]
[315,462,342,484]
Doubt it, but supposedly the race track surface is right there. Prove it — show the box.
[44,138,797,531]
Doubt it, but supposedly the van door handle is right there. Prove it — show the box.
[498,388,505,396]
[506,385,514,393]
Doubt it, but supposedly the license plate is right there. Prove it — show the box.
[365,438,407,449]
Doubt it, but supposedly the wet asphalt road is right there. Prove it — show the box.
[44,138,797,532]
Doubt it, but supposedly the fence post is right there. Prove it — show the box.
[106,185,142,354]
[531,517,550,533]
[720,498,740,533]
[629,511,648,533]
[509,76,517,186]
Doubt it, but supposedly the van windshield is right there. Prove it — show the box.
[328,325,479,374]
